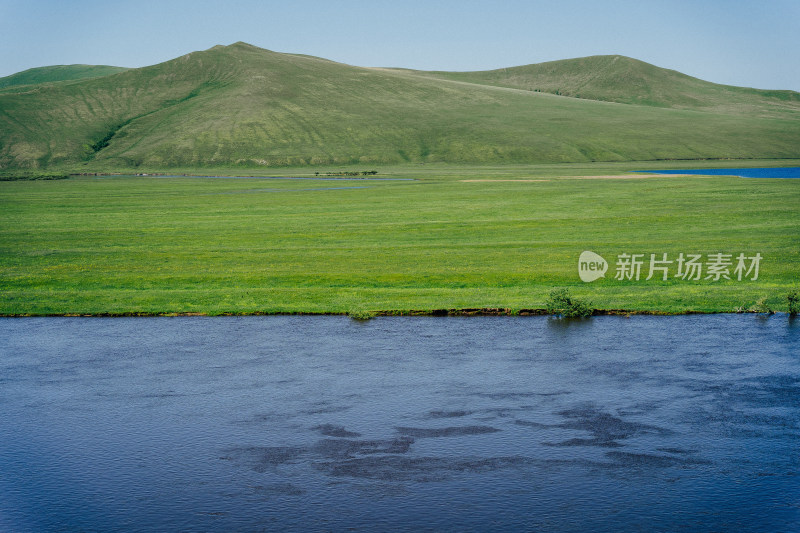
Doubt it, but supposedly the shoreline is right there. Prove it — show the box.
[0,308,785,318]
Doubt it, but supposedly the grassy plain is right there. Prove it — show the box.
[1,162,798,315]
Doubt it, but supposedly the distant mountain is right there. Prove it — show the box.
[0,65,129,91]
[398,55,800,115]
[1,43,797,170]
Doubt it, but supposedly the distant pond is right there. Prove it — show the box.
[1,315,798,532]
[640,167,800,178]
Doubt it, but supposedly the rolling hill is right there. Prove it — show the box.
[399,55,800,115]
[1,42,798,170]
[0,64,129,91]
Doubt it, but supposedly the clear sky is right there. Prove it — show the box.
[1,0,798,90]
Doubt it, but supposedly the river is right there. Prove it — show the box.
[1,315,798,532]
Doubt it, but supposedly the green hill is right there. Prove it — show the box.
[400,55,800,115]
[0,64,129,91]
[1,43,798,170]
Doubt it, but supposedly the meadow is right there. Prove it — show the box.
[1,162,798,316]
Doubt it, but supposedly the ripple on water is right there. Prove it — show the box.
[0,314,798,532]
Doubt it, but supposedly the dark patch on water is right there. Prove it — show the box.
[394,426,500,438]
[221,446,305,472]
[514,419,552,429]
[223,437,415,473]
[313,437,415,459]
[742,375,800,409]
[605,451,711,468]
[657,447,699,455]
[245,412,287,423]
[686,375,800,436]
[548,437,625,448]
[476,406,541,420]
[138,391,186,399]
[472,391,541,400]
[312,424,362,438]
[316,455,532,482]
[252,483,307,497]
[518,407,671,448]
[426,409,473,419]
[557,407,671,439]
[300,403,352,415]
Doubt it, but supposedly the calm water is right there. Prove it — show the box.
[1,315,798,532]
[642,167,800,178]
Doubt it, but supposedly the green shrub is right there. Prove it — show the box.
[545,288,593,318]
[348,309,376,321]
[788,290,799,316]
[748,297,774,315]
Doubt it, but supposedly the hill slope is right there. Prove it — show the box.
[1,43,798,170]
[399,55,800,115]
[0,64,129,91]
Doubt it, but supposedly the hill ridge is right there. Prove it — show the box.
[396,54,800,112]
[0,64,129,91]
[1,43,798,170]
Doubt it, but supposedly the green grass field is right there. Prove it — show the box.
[2,162,798,315]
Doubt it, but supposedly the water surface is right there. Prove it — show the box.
[1,315,798,532]
[641,167,800,178]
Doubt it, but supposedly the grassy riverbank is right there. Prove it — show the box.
[1,162,798,315]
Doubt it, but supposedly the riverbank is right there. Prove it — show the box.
[2,309,792,318]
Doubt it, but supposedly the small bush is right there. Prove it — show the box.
[788,290,799,316]
[545,288,593,318]
[348,309,376,321]
[748,297,774,315]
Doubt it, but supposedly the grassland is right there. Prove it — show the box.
[2,43,799,171]
[403,55,800,114]
[0,64,129,92]
[1,45,797,315]
[2,162,798,316]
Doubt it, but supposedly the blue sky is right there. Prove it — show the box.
[1,0,798,90]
